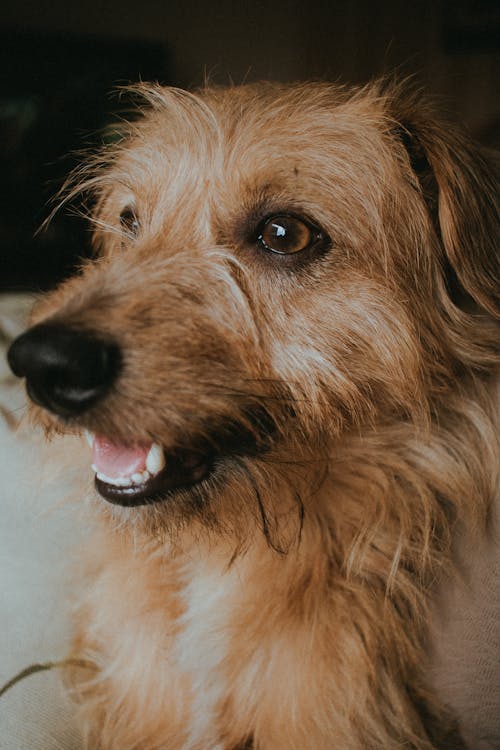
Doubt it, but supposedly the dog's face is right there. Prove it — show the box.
[8,82,499,542]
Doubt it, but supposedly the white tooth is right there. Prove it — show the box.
[146,443,166,475]
[85,430,94,447]
[91,464,98,473]
[96,471,133,487]
[131,472,144,485]
[115,477,131,487]
[97,472,112,483]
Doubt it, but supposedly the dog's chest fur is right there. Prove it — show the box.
[173,561,240,747]
[80,535,339,749]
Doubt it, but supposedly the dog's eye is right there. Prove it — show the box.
[119,206,139,238]
[258,215,320,255]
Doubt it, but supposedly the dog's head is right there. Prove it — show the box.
[8,81,499,543]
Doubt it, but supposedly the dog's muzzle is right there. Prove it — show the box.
[7,322,274,508]
[7,322,121,418]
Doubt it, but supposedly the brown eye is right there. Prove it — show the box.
[119,206,139,238]
[258,214,319,255]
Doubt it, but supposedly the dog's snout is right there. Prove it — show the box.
[7,323,121,418]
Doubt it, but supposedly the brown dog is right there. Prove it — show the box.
[8,81,499,749]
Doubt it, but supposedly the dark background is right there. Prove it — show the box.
[1,0,499,291]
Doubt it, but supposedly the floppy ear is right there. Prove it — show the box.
[393,99,499,319]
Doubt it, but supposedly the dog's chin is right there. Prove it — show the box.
[94,448,214,507]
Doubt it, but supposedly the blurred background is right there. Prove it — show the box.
[1,0,499,291]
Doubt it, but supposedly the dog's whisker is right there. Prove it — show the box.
[197,381,316,405]
[241,461,288,556]
[294,491,306,547]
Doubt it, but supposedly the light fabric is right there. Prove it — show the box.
[0,295,84,750]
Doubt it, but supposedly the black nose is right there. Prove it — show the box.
[7,323,121,418]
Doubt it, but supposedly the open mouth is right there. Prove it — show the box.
[87,407,277,507]
[88,433,213,507]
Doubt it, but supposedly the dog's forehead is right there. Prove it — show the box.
[121,84,388,197]
[104,83,396,248]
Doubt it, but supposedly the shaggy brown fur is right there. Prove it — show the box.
[12,81,500,748]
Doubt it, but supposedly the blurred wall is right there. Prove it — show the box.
[3,0,499,132]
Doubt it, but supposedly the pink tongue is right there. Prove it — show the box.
[92,435,151,478]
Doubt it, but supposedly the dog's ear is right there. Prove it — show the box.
[392,98,499,319]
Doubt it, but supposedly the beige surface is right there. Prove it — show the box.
[0,295,84,750]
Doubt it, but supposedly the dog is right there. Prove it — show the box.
[7,80,499,749]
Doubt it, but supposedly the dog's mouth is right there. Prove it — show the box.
[87,408,277,507]
[89,433,214,506]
